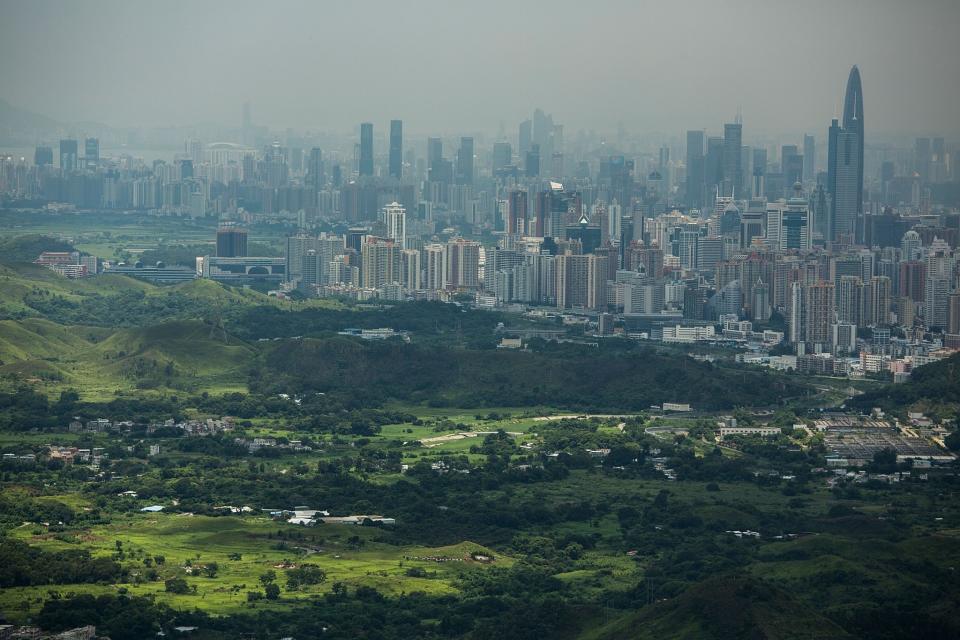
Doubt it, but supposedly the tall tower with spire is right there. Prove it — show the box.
[828,66,865,245]
[841,65,864,240]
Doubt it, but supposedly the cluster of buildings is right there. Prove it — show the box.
[4,67,959,376]
[34,251,99,278]
[146,417,235,436]
[280,507,395,526]
[1,445,107,468]
[713,410,954,469]
[233,436,311,453]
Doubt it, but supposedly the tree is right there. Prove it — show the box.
[164,578,189,594]
[945,430,960,452]
[202,562,218,578]
[264,583,280,600]
[259,570,276,586]
[285,564,327,590]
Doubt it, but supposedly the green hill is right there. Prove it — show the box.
[0,319,254,399]
[256,337,808,411]
[0,318,101,362]
[93,319,255,382]
[584,576,853,640]
[0,234,74,263]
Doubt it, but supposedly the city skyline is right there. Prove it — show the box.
[1,1,959,136]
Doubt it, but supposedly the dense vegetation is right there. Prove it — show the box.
[0,234,76,263]
[0,246,957,639]
[849,352,960,419]
[0,539,125,587]
[254,337,804,411]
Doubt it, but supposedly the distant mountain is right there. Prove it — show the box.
[0,98,60,133]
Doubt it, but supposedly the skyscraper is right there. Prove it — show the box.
[841,65,864,239]
[782,145,803,188]
[827,118,860,243]
[307,148,324,189]
[686,130,705,209]
[59,139,78,173]
[804,281,835,352]
[359,123,374,177]
[492,142,512,175]
[915,137,931,180]
[507,190,528,236]
[427,137,446,183]
[518,120,532,160]
[285,233,318,283]
[34,145,53,166]
[722,121,742,197]
[389,120,403,179]
[778,186,812,251]
[456,137,474,185]
[361,237,400,289]
[383,202,407,249]
[84,138,99,168]
[803,134,815,182]
[445,239,481,289]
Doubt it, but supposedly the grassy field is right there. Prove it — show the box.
[0,317,254,400]
[0,211,284,261]
[1,512,508,620]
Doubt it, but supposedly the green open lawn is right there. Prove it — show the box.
[0,513,508,620]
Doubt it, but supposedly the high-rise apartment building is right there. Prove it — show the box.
[444,239,481,289]
[361,237,400,288]
[383,202,407,249]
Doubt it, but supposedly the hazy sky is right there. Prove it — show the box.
[2,0,959,136]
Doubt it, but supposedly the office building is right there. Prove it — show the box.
[83,137,99,167]
[722,121,742,197]
[827,65,865,243]
[492,142,512,174]
[389,120,402,180]
[803,134,815,182]
[686,130,705,209]
[456,137,474,185]
[216,227,248,257]
[827,118,861,244]
[59,139,78,173]
[307,148,324,188]
[359,123,373,177]
[34,145,53,166]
